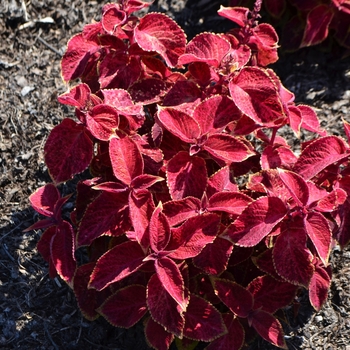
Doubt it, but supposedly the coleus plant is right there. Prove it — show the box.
[229,0,350,52]
[26,0,350,349]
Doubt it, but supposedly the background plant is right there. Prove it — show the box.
[27,0,350,349]
[229,0,350,53]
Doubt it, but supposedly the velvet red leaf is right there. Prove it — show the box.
[301,5,334,47]
[162,197,200,227]
[313,188,347,212]
[149,204,171,253]
[44,118,93,184]
[178,33,231,67]
[203,134,255,164]
[147,273,185,338]
[134,13,186,67]
[214,278,253,318]
[264,0,286,18]
[89,241,146,291]
[298,105,327,136]
[183,294,227,342]
[73,263,101,321]
[86,104,119,141]
[309,261,331,311]
[51,221,76,284]
[109,136,144,186]
[206,166,238,197]
[193,237,233,275]
[304,212,332,266]
[273,220,315,287]
[129,189,155,249]
[249,310,287,349]
[29,184,60,217]
[208,191,253,215]
[102,88,143,116]
[157,107,200,143]
[155,257,188,312]
[77,191,129,247]
[248,275,297,314]
[167,213,220,260]
[217,6,249,27]
[206,313,244,350]
[101,5,127,34]
[166,151,208,200]
[144,317,174,350]
[57,83,91,109]
[61,33,99,81]
[222,197,287,247]
[193,95,240,134]
[293,136,348,180]
[98,285,147,328]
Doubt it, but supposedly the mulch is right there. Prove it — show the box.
[1,0,350,349]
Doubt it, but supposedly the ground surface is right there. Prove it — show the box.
[1,0,350,349]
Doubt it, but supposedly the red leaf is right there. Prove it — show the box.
[178,33,231,67]
[248,275,297,314]
[273,220,314,287]
[217,6,249,27]
[278,168,309,207]
[162,197,200,227]
[57,83,91,109]
[214,278,253,318]
[229,67,286,127]
[86,104,119,141]
[77,191,129,247]
[155,257,187,312]
[134,13,186,67]
[264,0,286,18]
[102,88,143,116]
[101,5,127,34]
[149,204,171,253]
[204,134,255,164]
[73,263,101,320]
[313,188,347,212]
[222,197,287,247]
[309,261,331,311]
[249,310,287,349]
[157,107,200,143]
[109,136,144,186]
[44,118,93,183]
[89,241,146,290]
[166,151,208,200]
[144,317,174,350]
[61,33,100,81]
[208,191,253,215]
[250,23,279,66]
[206,313,245,350]
[206,166,238,197]
[147,273,185,338]
[298,105,327,136]
[301,5,334,47]
[293,136,348,180]
[37,226,56,264]
[51,221,76,284]
[193,237,233,275]
[167,213,220,260]
[183,294,227,342]
[304,212,332,266]
[261,145,298,170]
[29,184,60,217]
[98,285,147,328]
[128,78,170,104]
[129,189,155,249]
[193,95,240,134]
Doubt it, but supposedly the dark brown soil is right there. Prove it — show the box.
[1,1,350,349]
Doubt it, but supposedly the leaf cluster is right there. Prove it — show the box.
[27,0,350,349]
